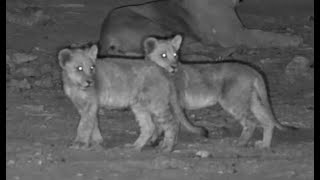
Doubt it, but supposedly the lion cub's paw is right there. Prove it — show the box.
[90,143,105,152]
[124,143,135,148]
[237,141,249,147]
[156,141,174,153]
[124,143,143,152]
[254,140,270,149]
[69,141,90,150]
[69,141,104,151]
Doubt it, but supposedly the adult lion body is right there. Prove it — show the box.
[99,0,302,56]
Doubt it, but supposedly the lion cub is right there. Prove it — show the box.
[148,35,296,148]
[58,35,207,152]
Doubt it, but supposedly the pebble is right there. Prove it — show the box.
[260,58,282,64]
[286,28,294,33]
[7,160,15,166]
[195,150,211,158]
[76,173,84,177]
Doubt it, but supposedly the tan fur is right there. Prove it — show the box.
[144,35,209,140]
[58,36,207,152]
[149,41,295,148]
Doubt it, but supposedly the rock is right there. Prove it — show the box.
[6,55,13,77]
[19,105,44,112]
[195,150,211,158]
[285,56,311,78]
[34,75,54,88]
[303,25,312,30]
[51,70,61,80]
[6,7,51,26]
[7,79,31,90]
[14,67,39,78]
[6,54,16,72]
[40,64,52,75]
[7,160,15,166]
[12,52,38,64]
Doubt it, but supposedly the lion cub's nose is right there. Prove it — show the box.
[170,64,178,73]
[86,80,94,87]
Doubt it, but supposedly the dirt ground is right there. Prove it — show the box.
[6,0,314,179]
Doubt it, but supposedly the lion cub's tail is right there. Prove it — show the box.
[172,100,209,137]
[253,77,298,131]
[169,82,209,138]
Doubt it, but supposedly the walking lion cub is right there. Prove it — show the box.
[58,35,207,152]
[146,35,296,148]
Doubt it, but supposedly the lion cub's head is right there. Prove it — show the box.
[143,34,183,73]
[58,44,98,89]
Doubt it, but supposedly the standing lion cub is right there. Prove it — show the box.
[58,35,207,152]
[148,35,296,148]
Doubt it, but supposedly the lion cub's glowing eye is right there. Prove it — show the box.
[77,66,83,71]
[173,53,177,58]
[161,53,167,58]
[90,66,95,71]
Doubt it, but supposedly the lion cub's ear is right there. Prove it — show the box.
[87,44,98,61]
[171,34,183,51]
[58,48,72,68]
[143,37,158,54]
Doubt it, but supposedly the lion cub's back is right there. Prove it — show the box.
[94,58,170,104]
[189,62,262,81]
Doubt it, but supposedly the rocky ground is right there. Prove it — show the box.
[6,0,314,179]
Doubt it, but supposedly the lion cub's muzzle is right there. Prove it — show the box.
[82,79,94,89]
[168,64,179,74]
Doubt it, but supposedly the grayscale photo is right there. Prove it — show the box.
[6,0,314,179]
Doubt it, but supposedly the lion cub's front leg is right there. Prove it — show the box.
[128,106,155,151]
[70,101,103,150]
[153,110,179,152]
